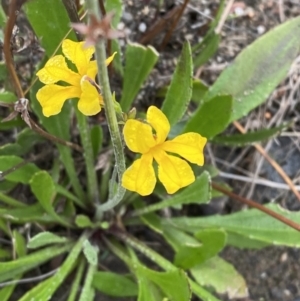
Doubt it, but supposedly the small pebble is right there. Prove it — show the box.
[123,12,133,22]
[260,272,267,279]
[257,25,266,35]
[117,22,125,30]
[234,7,244,16]
[280,252,288,262]
[138,22,147,33]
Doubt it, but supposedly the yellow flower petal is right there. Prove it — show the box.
[77,80,101,116]
[122,154,156,196]
[123,119,156,154]
[36,55,80,86]
[147,106,170,145]
[36,84,80,117]
[62,39,95,76]
[86,61,98,80]
[105,52,117,66]
[153,149,195,194]
[162,133,207,165]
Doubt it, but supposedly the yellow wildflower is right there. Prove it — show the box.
[122,106,207,196]
[36,39,115,117]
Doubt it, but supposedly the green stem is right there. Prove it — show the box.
[86,0,126,214]
[0,192,25,208]
[76,109,99,205]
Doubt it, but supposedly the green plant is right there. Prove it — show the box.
[0,1,300,300]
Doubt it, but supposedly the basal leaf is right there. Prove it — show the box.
[133,172,211,216]
[27,231,69,249]
[184,95,233,138]
[120,43,159,112]
[12,230,27,257]
[78,264,97,301]
[105,0,123,28]
[166,204,300,247]
[191,256,249,299]
[137,277,163,301]
[18,234,86,301]
[202,16,300,122]
[0,156,39,184]
[174,229,226,269]
[212,123,289,146]
[24,0,76,56]
[0,244,72,282]
[0,91,16,103]
[193,32,220,68]
[137,266,191,301]
[161,41,193,126]
[83,239,98,266]
[192,79,209,104]
[30,171,71,227]
[93,272,138,297]
[133,198,163,233]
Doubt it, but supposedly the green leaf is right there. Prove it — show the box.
[24,0,76,56]
[0,249,10,259]
[111,40,124,76]
[192,79,209,103]
[167,204,300,247]
[227,232,269,249]
[191,256,249,299]
[0,285,16,301]
[201,16,300,122]
[78,263,97,301]
[163,226,201,251]
[137,277,163,301]
[137,266,191,301]
[0,91,16,103]
[193,32,220,68]
[133,172,211,216]
[190,279,222,301]
[0,128,45,156]
[75,214,94,228]
[0,203,56,223]
[0,4,6,25]
[93,272,138,297]
[120,43,159,112]
[30,171,71,227]
[67,259,86,301]
[184,95,233,138]
[18,233,87,301]
[12,230,27,257]
[90,125,102,159]
[133,198,162,233]
[0,118,24,130]
[104,0,123,28]
[161,42,193,126]
[27,232,69,249]
[0,156,39,184]
[83,239,98,266]
[0,244,72,282]
[212,123,289,146]
[25,0,84,200]
[0,62,7,81]
[175,229,226,269]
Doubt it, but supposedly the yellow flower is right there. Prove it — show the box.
[122,106,207,196]
[36,39,115,117]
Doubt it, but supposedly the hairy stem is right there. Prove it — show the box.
[85,0,126,215]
